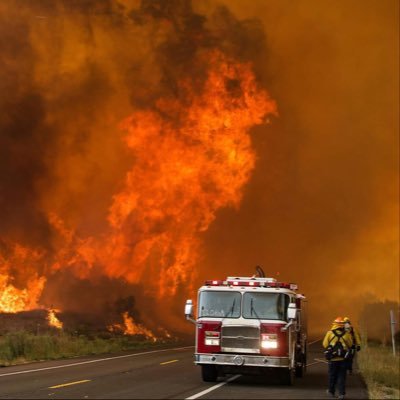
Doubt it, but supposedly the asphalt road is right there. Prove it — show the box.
[0,343,368,399]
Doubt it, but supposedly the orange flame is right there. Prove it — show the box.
[103,51,277,297]
[0,243,46,313]
[0,50,276,323]
[0,275,46,313]
[109,312,157,342]
[47,309,63,329]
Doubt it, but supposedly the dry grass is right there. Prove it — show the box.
[0,331,174,366]
[357,343,400,399]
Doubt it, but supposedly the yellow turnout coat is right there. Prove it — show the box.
[323,325,353,361]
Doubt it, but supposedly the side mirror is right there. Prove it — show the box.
[287,303,297,320]
[185,299,197,325]
[185,299,193,318]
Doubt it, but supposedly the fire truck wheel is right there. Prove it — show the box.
[295,351,307,377]
[201,365,218,382]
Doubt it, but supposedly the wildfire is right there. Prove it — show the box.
[110,312,157,342]
[0,243,46,313]
[0,8,277,331]
[103,50,277,297]
[0,277,45,313]
[160,328,172,339]
[47,309,63,329]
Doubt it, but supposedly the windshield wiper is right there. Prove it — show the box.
[250,298,261,320]
[222,298,236,319]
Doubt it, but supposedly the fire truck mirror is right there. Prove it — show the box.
[185,299,194,317]
[287,303,297,320]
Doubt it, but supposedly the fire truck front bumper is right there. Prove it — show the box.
[195,353,290,368]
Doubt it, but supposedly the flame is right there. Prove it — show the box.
[160,328,172,339]
[103,50,276,296]
[0,243,46,313]
[0,275,46,313]
[0,50,276,322]
[110,312,157,342]
[47,309,63,329]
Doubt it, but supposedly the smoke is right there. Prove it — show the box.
[0,5,52,248]
[200,0,399,336]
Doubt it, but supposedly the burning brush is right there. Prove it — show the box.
[108,312,158,342]
[47,309,63,330]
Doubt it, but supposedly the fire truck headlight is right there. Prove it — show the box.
[261,333,278,349]
[205,331,220,346]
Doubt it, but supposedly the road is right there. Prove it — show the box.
[0,343,368,399]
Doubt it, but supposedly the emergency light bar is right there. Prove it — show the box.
[226,276,277,283]
[228,280,261,287]
[204,277,298,290]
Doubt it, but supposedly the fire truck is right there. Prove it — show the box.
[184,270,307,384]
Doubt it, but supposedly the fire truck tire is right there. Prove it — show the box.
[201,365,218,382]
[295,352,306,377]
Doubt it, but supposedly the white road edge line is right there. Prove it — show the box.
[186,374,241,400]
[307,339,322,346]
[306,360,325,367]
[0,346,194,377]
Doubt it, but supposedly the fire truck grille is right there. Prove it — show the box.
[221,326,260,354]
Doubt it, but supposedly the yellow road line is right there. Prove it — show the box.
[49,379,91,389]
[160,359,179,365]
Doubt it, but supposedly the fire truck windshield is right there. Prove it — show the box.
[243,292,289,320]
[199,291,241,318]
[198,291,290,320]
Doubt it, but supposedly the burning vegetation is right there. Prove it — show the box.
[47,309,63,330]
[108,312,157,341]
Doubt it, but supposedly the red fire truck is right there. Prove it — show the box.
[184,271,307,384]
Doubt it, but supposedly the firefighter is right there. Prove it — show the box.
[323,317,353,399]
[343,317,361,374]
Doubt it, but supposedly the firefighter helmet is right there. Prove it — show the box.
[333,316,345,325]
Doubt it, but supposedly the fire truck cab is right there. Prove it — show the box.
[184,274,307,384]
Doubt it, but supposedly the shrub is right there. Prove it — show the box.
[0,331,168,366]
[358,342,400,399]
